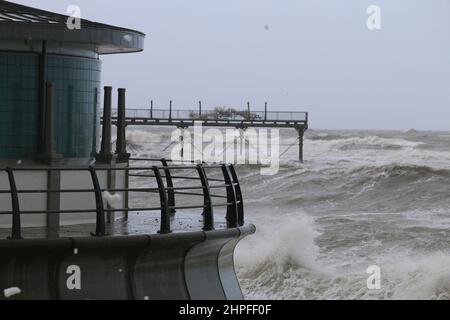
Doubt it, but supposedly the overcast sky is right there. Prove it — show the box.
[13,0,450,130]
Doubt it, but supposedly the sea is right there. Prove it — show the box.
[126,126,450,300]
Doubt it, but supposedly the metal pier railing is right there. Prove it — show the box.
[114,108,309,123]
[0,159,244,240]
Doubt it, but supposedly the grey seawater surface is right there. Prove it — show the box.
[126,126,450,300]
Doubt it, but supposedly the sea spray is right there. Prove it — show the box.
[102,191,122,209]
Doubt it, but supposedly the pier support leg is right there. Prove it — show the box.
[180,128,185,160]
[296,127,305,163]
[115,88,130,163]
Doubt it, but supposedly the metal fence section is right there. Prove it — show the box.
[0,159,244,239]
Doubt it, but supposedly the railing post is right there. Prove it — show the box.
[221,164,238,228]
[153,166,171,234]
[161,159,176,216]
[227,164,244,227]
[89,166,106,236]
[247,102,250,120]
[197,164,214,231]
[6,168,22,240]
[169,100,172,121]
[199,101,202,117]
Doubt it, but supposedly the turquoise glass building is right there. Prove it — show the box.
[0,1,144,160]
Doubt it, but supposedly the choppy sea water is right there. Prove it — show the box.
[126,127,450,300]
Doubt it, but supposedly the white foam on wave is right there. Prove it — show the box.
[126,129,169,144]
[235,213,339,299]
[237,215,450,299]
[235,205,450,300]
[236,214,322,273]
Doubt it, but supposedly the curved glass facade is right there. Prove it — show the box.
[0,50,101,159]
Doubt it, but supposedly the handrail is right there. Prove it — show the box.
[221,164,238,228]
[109,108,309,123]
[89,166,106,237]
[153,166,170,234]
[0,160,245,239]
[228,164,244,227]
[161,158,176,216]
[6,167,22,240]
[197,164,214,231]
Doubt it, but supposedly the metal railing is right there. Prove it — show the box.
[0,159,244,240]
[109,108,308,123]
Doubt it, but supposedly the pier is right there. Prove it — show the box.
[106,102,309,162]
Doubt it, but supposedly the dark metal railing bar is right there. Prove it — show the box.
[203,178,225,182]
[1,165,224,178]
[153,166,171,234]
[129,174,203,181]
[221,164,238,228]
[167,205,206,210]
[0,207,164,215]
[6,167,22,240]
[2,188,161,194]
[197,164,214,231]
[210,194,228,199]
[1,166,221,172]
[228,164,245,227]
[161,158,176,216]
[171,191,204,197]
[168,203,234,210]
[130,158,205,164]
[165,185,230,191]
[89,166,106,237]
[170,191,228,200]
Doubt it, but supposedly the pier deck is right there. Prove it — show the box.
[0,211,229,240]
[106,107,309,161]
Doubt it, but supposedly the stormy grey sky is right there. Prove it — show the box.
[13,0,450,130]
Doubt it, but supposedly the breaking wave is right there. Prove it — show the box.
[236,214,450,300]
